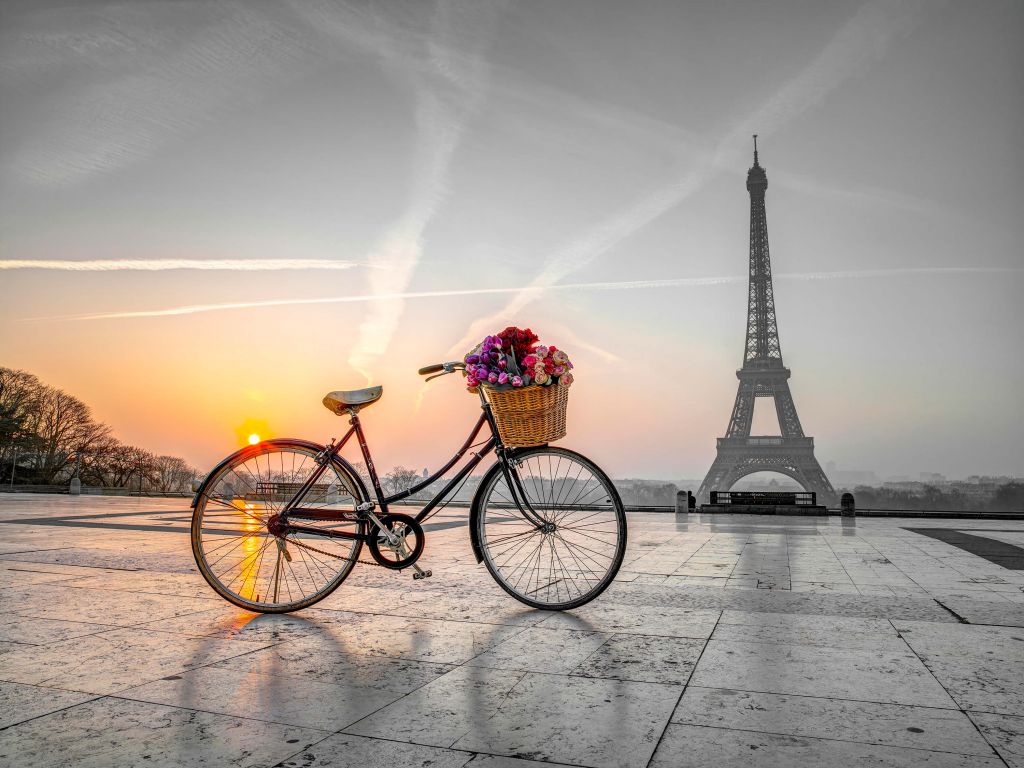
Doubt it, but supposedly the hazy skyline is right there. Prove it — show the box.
[1,0,1022,481]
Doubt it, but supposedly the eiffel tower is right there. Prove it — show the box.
[697,137,835,505]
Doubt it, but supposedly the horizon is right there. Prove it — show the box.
[2,0,1022,484]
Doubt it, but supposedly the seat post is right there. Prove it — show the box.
[349,410,385,504]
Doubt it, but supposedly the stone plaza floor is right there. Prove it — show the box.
[1,494,1023,767]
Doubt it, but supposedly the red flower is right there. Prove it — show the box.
[497,326,539,364]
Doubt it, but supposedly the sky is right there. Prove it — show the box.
[1,0,1022,483]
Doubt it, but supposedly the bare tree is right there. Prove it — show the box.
[153,455,197,493]
[383,466,420,495]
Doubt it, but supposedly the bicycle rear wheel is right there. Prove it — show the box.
[191,440,366,613]
[475,446,627,610]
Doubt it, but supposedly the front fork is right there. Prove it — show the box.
[498,450,551,530]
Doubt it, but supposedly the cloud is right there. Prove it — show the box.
[447,0,933,357]
[3,2,319,186]
[0,258,371,272]
[25,267,1018,323]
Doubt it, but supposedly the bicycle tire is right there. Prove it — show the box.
[191,439,367,613]
[475,446,627,610]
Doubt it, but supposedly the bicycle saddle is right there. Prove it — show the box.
[322,386,383,414]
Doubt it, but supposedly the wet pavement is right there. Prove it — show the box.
[1,494,1023,767]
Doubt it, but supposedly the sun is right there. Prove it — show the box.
[248,433,260,445]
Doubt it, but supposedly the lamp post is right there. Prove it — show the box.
[8,446,17,487]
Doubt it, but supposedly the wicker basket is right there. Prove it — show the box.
[483,382,569,447]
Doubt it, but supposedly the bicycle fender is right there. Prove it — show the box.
[190,439,371,508]
[468,459,505,564]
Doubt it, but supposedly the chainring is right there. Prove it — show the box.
[366,513,425,570]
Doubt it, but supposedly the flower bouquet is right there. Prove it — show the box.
[463,326,573,446]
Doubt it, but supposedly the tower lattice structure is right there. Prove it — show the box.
[697,138,835,505]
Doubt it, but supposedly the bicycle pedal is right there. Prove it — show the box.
[412,569,432,580]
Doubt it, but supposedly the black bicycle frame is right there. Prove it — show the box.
[278,392,548,541]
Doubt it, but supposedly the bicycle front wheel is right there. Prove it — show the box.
[476,446,627,610]
[191,439,366,613]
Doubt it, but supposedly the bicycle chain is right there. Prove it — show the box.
[284,535,391,568]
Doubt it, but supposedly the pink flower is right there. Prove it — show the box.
[498,372,509,385]
[497,358,507,370]
[511,375,523,387]
[553,365,566,376]
[534,345,549,359]
[551,350,568,365]
[466,375,478,387]
[561,372,573,386]
[535,371,550,385]
[488,372,498,384]
[522,355,537,368]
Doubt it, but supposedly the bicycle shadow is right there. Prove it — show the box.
[459,609,636,763]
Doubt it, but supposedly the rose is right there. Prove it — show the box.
[551,350,568,365]
[535,371,550,385]
[561,372,573,386]
[511,375,523,387]
[553,365,566,376]
[522,355,537,368]
[543,360,555,374]
[534,345,549,359]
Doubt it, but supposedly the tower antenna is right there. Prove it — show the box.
[753,134,759,164]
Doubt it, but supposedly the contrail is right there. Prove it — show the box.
[0,259,371,272]
[24,267,1018,322]
[447,0,933,357]
[342,0,504,379]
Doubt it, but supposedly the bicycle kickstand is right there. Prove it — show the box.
[412,563,432,580]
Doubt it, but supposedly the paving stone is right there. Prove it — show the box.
[465,627,610,673]
[275,733,474,767]
[673,687,993,754]
[0,681,96,729]
[0,627,273,695]
[894,621,1024,714]
[122,665,403,731]
[572,633,705,684]
[969,712,1024,768]
[688,638,957,707]
[0,696,326,768]
[648,724,1004,767]
[6,497,1024,767]
[451,672,683,768]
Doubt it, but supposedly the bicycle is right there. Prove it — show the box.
[190,361,627,613]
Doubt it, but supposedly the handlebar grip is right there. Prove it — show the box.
[418,364,445,376]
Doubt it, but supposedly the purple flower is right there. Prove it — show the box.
[488,372,499,384]
[475,365,489,379]
[497,358,507,370]
[511,375,523,387]
[465,354,480,365]
[498,372,509,385]
[466,375,478,387]
[553,365,566,376]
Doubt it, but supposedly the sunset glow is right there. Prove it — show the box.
[1,2,1021,482]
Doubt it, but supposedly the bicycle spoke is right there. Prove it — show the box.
[193,442,365,613]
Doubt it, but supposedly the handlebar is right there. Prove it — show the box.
[418,361,465,376]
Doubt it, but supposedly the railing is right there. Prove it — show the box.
[710,490,817,506]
